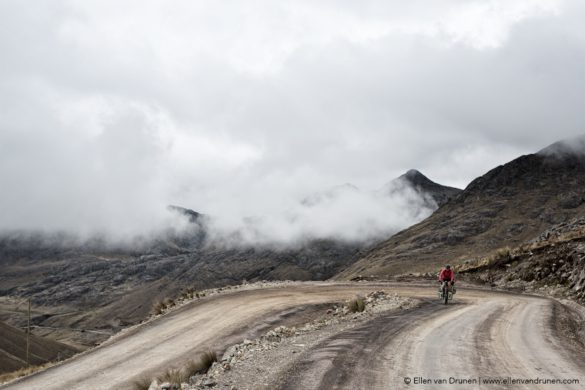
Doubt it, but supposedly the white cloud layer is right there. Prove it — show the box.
[0,0,583,242]
[206,181,437,246]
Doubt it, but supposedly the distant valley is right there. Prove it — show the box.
[0,169,457,372]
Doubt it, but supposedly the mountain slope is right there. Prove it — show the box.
[0,238,363,345]
[0,321,77,374]
[338,138,585,278]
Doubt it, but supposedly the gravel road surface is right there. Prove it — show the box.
[3,282,584,390]
[278,289,585,390]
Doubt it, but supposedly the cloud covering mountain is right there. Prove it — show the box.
[0,0,583,239]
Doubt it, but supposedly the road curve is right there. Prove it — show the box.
[1,282,402,390]
[277,290,585,390]
[3,283,585,390]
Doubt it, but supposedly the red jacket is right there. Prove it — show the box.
[439,268,455,282]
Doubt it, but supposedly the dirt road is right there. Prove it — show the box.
[1,282,395,390]
[3,282,585,390]
[278,289,585,390]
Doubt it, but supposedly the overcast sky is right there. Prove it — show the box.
[0,0,584,240]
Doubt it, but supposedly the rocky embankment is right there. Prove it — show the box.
[142,290,416,390]
[460,218,585,304]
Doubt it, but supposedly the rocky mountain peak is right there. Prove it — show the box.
[401,169,429,184]
[463,139,585,199]
[167,205,203,223]
[392,169,461,208]
[538,135,585,159]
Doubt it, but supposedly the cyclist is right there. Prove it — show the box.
[438,264,455,296]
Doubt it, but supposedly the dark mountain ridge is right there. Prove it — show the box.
[393,169,462,207]
[338,138,585,279]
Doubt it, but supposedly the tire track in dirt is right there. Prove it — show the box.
[277,293,585,390]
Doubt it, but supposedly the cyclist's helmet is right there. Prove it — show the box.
[445,264,451,269]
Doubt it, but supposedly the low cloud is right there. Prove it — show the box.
[204,180,437,246]
[538,135,585,158]
[0,1,583,244]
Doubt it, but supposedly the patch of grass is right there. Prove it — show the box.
[185,287,196,299]
[152,300,167,315]
[183,359,204,378]
[199,350,217,372]
[131,374,153,390]
[347,297,366,313]
[154,350,218,385]
[184,350,218,377]
[180,287,198,300]
[494,246,512,258]
[0,364,51,384]
[459,245,516,274]
[157,368,187,386]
